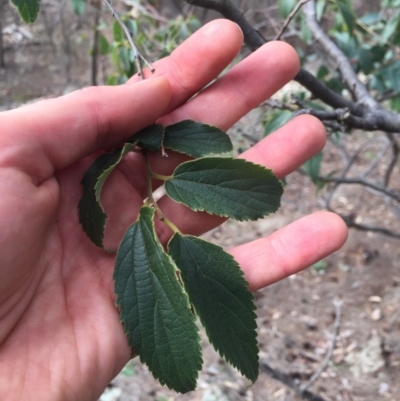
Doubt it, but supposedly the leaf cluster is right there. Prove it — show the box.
[277,0,400,110]
[79,120,283,392]
[104,13,200,84]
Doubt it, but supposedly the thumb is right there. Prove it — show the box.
[0,77,171,183]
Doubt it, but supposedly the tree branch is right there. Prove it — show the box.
[184,0,400,133]
[303,0,377,109]
[185,0,265,51]
[275,0,310,41]
[102,0,154,79]
[384,133,400,188]
[319,176,400,203]
[338,215,400,239]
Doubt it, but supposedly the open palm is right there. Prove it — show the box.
[0,21,347,401]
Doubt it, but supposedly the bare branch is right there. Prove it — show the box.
[319,176,400,203]
[185,0,265,51]
[184,0,400,133]
[300,299,342,393]
[260,361,329,401]
[262,99,297,112]
[339,214,400,239]
[384,133,400,187]
[275,0,310,41]
[303,0,377,109]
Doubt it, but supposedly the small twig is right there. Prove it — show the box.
[300,299,342,393]
[339,216,400,239]
[260,361,328,401]
[275,0,310,41]
[262,99,297,112]
[319,176,400,203]
[142,150,180,234]
[102,0,154,79]
[384,133,399,188]
[360,140,390,179]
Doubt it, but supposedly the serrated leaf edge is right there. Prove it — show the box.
[114,207,202,392]
[164,120,233,157]
[164,157,283,221]
[168,234,259,382]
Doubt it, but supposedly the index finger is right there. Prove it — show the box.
[0,20,243,184]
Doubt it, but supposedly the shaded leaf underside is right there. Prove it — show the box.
[78,144,135,248]
[78,124,164,248]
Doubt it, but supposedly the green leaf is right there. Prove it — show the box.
[78,142,136,248]
[300,18,312,44]
[337,0,356,34]
[168,234,258,382]
[317,65,330,80]
[164,120,233,157]
[114,207,202,393]
[119,47,131,74]
[359,12,380,26]
[380,11,400,44]
[263,110,292,136]
[332,31,359,59]
[113,20,124,42]
[358,48,374,75]
[125,18,138,37]
[374,60,400,92]
[303,152,323,184]
[316,0,326,21]
[10,0,40,23]
[71,0,86,16]
[164,157,283,221]
[278,0,297,19]
[98,34,110,56]
[390,95,400,112]
[128,124,164,152]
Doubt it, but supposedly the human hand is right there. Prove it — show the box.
[0,20,347,401]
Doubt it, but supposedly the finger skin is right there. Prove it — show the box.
[128,19,244,113]
[228,212,348,291]
[0,20,243,184]
[160,40,300,129]
[0,78,171,184]
[240,115,326,178]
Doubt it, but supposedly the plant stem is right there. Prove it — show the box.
[143,150,181,234]
[152,172,172,181]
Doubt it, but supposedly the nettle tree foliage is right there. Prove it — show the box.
[77,121,283,392]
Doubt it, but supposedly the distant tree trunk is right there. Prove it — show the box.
[91,0,102,86]
[0,0,6,68]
